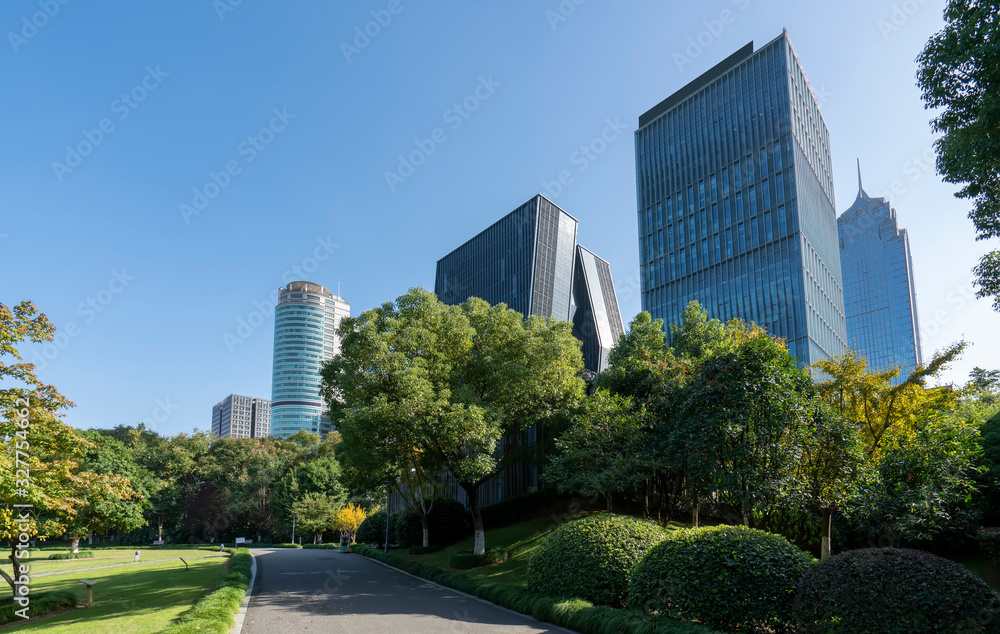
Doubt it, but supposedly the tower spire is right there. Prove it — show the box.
[856,158,868,199]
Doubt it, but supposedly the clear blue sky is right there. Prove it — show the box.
[1,0,995,436]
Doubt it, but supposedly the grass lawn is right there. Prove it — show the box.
[7,556,229,633]
[398,513,687,588]
[1,548,222,578]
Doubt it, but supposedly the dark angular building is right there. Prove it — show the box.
[635,32,847,368]
[838,166,922,383]
[434,194,624,505]
[435,194,623,372]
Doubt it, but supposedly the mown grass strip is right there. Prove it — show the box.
[354,545,718,634]
[162,547,252,634]
[0,590,77,625]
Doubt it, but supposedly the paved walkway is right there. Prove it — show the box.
[241,549,573,633]
[31,554,223,577]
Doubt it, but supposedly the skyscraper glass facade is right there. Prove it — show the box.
[270,281,349,438]
[211,394,270,438]
[838,177,922,382]
[573,245,626,372]
[635,33,846,367]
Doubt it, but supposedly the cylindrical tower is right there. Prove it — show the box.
[269,281,349,438]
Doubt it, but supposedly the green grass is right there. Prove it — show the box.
[164,548,252,634]
[7,555,230,633]
[1,548,223,578]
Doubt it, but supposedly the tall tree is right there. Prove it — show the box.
[811,343,966,458]
[917,0,1000,310]
[323,288,585,555]
[292,492,341,544]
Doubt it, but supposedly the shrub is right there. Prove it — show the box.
[355,509,399,545]
[629,525,814,632]
[47,551,95,560]
[978,527,1000,565]
[301,544,339,549]
[794,547,1000,633]
[528,513,667,608]
[394,497,472,548]
[163,547,252,633]
[450,547,509,569]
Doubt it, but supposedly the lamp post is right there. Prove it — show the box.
[384,486,390,553]
[291,512,296,545]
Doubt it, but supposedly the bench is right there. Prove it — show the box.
[151,540,164,546]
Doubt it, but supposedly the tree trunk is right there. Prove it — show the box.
[691,494,700,528]
[157,518,163,542]
[821,508,832,561]
[421,514,429,548]
[313,532,320,545]
[460,482,485,556]
[1,543,23,599]
[70,535,81,554]
[605,491,612,512]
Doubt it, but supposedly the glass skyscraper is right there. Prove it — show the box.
[270,281,350,438]
[838,167,922,382]
[435,193,624,372]
[635,32,846,367]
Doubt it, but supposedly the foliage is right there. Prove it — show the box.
[394,497,471,548]
[598,311,672,399]
[334,502,367,542]
[450,546,510,569]
[812,344,965,458]
[271,453,347,529]
[479,489,569,529]
[669,301,726,359]
[292,492,342,543]
[0,590,76,625]
[849,415,984,544]
[977,527,1000,565]
[793,547,1000,633]
[528,514,667,608]
[322,287,585,555]
[408,545,445,555]
[355,508,399,545]
[354,544,716,634]
[629,525,814,633]
[163,547,252,633]
[917,1,1000,310]
[47,551,94,560]
[547,390,647,510]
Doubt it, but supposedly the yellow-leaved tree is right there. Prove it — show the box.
[335,503,367,544]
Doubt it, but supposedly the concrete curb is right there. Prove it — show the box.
[359,552,576,633]
[230,550,257,634]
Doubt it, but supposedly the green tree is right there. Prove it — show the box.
[272,454,348,536]
[61,430,149,552]
[917,0,1000,310]
[292,492,341,544]
[547,390,646,511]
[669,301,727,359]
[323,288,584,555]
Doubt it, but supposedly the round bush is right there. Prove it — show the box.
[394,497,472,548]
[794,547,1000,633]
[355,509,398,545]
[527,513,667,607]
[628,525,814,632]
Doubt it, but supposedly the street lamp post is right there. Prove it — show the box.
[291,513,296,545]
[384,486,390,553]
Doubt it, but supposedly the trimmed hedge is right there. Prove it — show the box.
[978,527,1000,565]
[301,544,340,549]
[0,590,77,624]
[794,547,1000,633]
[163,547,252,633]
[355,509,399,545]
[629,525,814,633]
[352,545,715,634]
[394,497,472,548]
[47,552,95,560]
[450,547,509,569]
[528,513,667,608]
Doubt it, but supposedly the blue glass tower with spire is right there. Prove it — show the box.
[838,162,922,382]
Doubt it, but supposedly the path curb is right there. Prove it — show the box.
[230,550,257,634]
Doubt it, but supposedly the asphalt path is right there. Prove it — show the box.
[240,548,573,633]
